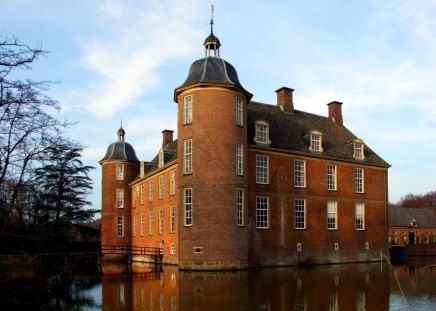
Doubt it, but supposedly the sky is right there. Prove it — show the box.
[2,0,436,211]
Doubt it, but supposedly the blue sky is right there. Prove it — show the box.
[2,0,435,210]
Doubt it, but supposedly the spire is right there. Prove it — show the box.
[203,4,221,57]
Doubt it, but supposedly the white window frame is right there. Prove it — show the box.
[354,140,365,160]
[355,168,364,193]
[294,159,306,188]
[170,243,176,255]
[184,188,193,226]
[295,198,306,229]
[170,170,176,195]
[116,164,124,180]
[133,215,136,237]
[236,97,243,126]
[184,95,192,124]
[159,175,164,199]
[140,213,145,236]
[149,180,154,202]
[158,149,164,168]
[159,208,164,235]
[327,201,338,230]
[256,196,269,229]
[117,216,123,237]
[309,130,323,153]
[149,209,154,235]
[116,189,124,208]
[184,139,192,175]
[170,206,176,233]
[236,141,243,176]
[132,188,137,207]
[327,164,337,191]
[140,185,145,205]
[355,202,365,230]
[254,120,271,145]
[236,188,244,226]
[256,154,269,184]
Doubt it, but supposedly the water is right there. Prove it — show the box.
[43,258,436,310]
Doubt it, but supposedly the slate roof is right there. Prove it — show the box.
[100,128,139,163]
[136,139,178,179]
[247,102,389,167]
[389,207,436,227]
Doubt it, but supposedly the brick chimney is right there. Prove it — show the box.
[162,129,174,148]
[327,101,343,126]
[275,87,294,114]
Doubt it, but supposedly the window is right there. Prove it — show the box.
[149,180,154,202]
[295,199,306,229]
[140,185,145,205]
[294,160,306,188]
[149,210,154,235]
[184,188,193,226]
[170,206,176,233]
[256,196,269,229]
[170,170,176,195]
[184,139,192,174]
[170,243,176,255]
[327,164,337,191]
[309,130,323,152]
[236,188,244,226]
[116,164,124,180]
[256,154,269,184]
[254,120,271,145]
[117,216,123,237]
[184,95,192,124]
[159,175,164,199]
[140,213,145,236]
[158,150,164,168]
[236,141,243,175]
[327,201,338,230]
[354,140,365,160]
[132,188,137,207]
[355,168,364,193]
[133,215,136,237]
[159,208,164,234]
[236,97,243,126]
[356,203,365,230]
[116,189,124,208]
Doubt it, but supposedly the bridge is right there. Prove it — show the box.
[100,245,163,267]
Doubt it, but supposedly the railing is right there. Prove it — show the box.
[101,245,162,256]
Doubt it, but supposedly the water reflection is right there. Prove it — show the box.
[101,262,390,310]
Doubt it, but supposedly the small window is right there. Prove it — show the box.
[184,139,192,174]
[294,159,306,188]
[133,215,136,237]
[184,95,193,124]
[236,97,243,126]
[148,210,154,235]
[354,139,365,160]
[170,170,176,195]
[356,203,365,230]
[327,201,338,230]
[116,189,124,208]
[158,150,164,168]
[149,180,154,202]
[159,175,164,199]
[140,213,145,236]
[254,120,271,145]
[236,188,244,226]
[170,206,176,233]
[159,208,164,235]
[355,168,364,193]
[184,188,193,226]
[170,243,176,255]
[295,199,306,229]
[117,216,123,237]
[256,154,269,184]
[140,185,145,205]
[309,130,323,153]
[256,196,269,229]
[236,141,243,176]
[132,188,137,207]
[327,164,337,191]
[116,164,124,180]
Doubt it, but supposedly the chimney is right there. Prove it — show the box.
[275,87,294,114]
[327,101,343,126]
[162,129,174,148]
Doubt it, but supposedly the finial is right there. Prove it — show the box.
[210,4,214,34]
[117,122,125,142]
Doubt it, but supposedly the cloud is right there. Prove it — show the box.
[76,0,204,117]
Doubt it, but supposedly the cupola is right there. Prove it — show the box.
[99,126,139,163]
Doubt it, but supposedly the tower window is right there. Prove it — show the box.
[254,120,271,145]
[236,141,243,176]
[184,139,192,174]
[184,95,193,124]
[116,164,124,180]
[116,189,124,208]
[184,188,193,226]
[236,188,244,226]
[236,97,243,126]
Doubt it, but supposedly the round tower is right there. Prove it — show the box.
[99,127,140,247]
[174,19,253,270]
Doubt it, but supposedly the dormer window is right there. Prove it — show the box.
[158,149,164,168]
[254,120,271,146]
[353,139,365,160]
[308,130,323,153]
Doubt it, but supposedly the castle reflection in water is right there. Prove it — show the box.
[101,262,390,310]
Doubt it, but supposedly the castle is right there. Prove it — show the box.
[100,20,390,270]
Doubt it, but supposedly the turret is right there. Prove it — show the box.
[100,127,140,247]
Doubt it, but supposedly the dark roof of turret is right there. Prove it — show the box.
[389,207,436,227]
[99,128,139,163]
[247,102,390,167]
[174,57,252,100]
